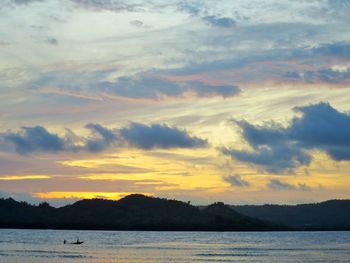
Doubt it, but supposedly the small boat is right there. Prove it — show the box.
[71,241,84,245]
[64,239,84,245]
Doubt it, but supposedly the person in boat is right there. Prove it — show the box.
[64,238,84,244]
[73,238,84,244]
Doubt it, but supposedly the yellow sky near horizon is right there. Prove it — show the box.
[1,0,350,206]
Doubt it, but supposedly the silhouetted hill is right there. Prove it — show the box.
[2,195,348,231]
[201,202,278,231]
[0,194,283,231]
[232,199,350,230]
[0,198,55,228]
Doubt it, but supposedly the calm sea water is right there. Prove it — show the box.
[0,229,349,262]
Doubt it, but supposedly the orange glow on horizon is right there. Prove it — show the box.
[34,191,153,200]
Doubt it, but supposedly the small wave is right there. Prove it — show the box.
[221,247,349,252]
[196,252,266,257]
[0,250,92,259]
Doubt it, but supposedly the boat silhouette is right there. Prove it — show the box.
[71,240,84,245]
[64,239,84,245]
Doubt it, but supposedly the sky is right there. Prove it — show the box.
[1,0,350,206]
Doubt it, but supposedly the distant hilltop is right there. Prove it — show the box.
[0,194,349,231]
[232,199,350,230]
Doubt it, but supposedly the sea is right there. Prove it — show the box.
[0,229,349,262]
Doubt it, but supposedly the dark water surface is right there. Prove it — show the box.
[0,229,349,262]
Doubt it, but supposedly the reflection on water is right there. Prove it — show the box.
[0,229,349,262]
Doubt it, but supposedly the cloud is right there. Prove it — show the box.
[223,174,250,187]
[223,144,311,174]
[0,41,11,47]
[102,76,240,99]
[85,123,117,152]
[165,42,350,79]
[284,66,350,84]
[222,102,350,173]
[184,81,241,98]
[130,20,144,27]
[290,102,350,160]
[3,122,207,154]
[11,0,44,5]
[70,0,141,12]
[4,126,66,154]
[6,1,350,96]
[267,179,311,191]
[119,122,208,150]
[202,16,236,28]
[47,37,58,46]
[177,1,201,16]
[32,69,240,101]
[103,76,182,99]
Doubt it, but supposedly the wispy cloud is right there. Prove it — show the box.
[223,174,250,187]
[69,0,142,12]
[99,76,241,100]
[284,66,350,84]
[267,179,311,191]
[11,0,44,5]
[202,16,236,28]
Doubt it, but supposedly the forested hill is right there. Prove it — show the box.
[232,200,350,230]
[2,195,348,231]
[0,194,283,231]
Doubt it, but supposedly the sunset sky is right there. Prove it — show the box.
[1,0,350,206]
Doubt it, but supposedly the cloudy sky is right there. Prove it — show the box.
[1,0,350,206]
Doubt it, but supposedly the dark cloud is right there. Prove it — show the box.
[223,144,311,174]
[185,81,241,98]
[268,179,295,190]
[289,103,350,161]
[267,179,311,191]
[284,67,350,84]
[103,76,240,99]
[120,122,208,150]
[47,37,58,46]
[85,123,117,152]
[223,174,250,187]
[202,16,236,28]
[3,122,207,154]
[4,126,66,154]
[222,102,350,173]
